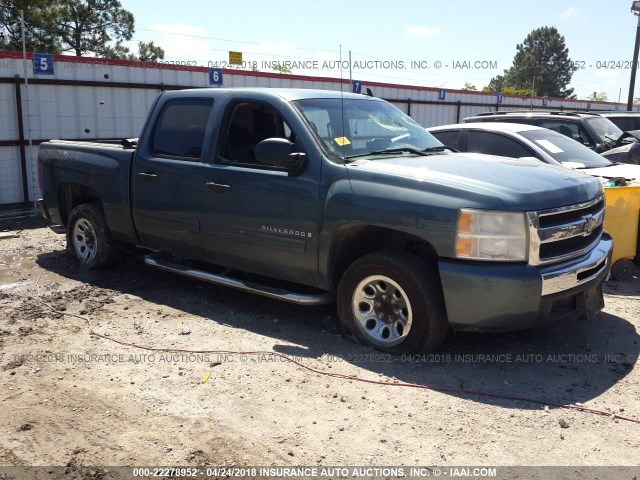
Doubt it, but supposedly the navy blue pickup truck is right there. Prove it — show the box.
[37,88,613,354]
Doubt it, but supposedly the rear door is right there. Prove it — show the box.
[132,98,214,257]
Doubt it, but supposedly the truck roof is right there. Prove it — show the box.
[162,87,376,102]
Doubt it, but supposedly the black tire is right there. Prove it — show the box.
[336,250,449,354]
[66,203,120,269]
[611,259,636,282]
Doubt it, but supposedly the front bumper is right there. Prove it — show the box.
[438,234,613,332]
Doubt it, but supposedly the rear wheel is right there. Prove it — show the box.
[66,203,120,269]
[337,250,449,354]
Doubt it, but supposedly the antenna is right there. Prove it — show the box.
[339,45,346,159]
[349,50,352,90]
[339,45,344,93]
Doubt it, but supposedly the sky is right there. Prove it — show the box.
[120,0,640,102]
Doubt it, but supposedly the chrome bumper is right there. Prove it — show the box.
[540,235,613,296]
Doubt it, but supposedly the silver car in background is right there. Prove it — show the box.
[428,122,640,181]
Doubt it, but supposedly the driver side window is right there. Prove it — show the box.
[219,101,299,167]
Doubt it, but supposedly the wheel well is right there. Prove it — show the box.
[58,183,101,226]
[328,225,440,290]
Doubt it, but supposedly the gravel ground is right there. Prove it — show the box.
[0,216,638,471]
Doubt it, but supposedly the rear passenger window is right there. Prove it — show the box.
[152,99,213,160]
[467,131,535,158]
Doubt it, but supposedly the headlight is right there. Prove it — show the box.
[455,209,528,261]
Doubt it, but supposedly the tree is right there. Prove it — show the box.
[100,41,134,59]
[482,27,577,98]
[0,0,63,53]
[272,63,292,74]
[137,41,164,62]
[1,1,165,62]
[587,92,608,102]
[461,81,477,91]
[0,0,134,57]
[482,85,533,96]
[504,27,577,98]
[483,72,510,93]
[54,0,134,56]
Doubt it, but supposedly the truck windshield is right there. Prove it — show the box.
[585,117,624,147]
[520,129,613,169]
[294,98,444,161]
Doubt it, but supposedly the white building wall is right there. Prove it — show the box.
[0,52,625,205]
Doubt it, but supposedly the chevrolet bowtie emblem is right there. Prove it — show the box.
[582,214,598,235]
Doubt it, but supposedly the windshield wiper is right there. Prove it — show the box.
[345,147,427,160]
[424,146,456,152]
[345,146,452,160]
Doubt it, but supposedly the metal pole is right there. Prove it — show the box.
[19,9,35,206]
[531,77,535,110]
[627,13,640,111]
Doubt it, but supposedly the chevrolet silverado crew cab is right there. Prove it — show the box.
[37,88,613,354]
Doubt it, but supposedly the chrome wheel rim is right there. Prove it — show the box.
[351,275,412,347]
[72,218,97,264]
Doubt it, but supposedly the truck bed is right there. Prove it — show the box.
[38,139,138,243]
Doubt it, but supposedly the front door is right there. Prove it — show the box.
[202,100,322,286]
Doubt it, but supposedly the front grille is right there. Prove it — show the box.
[529,195,605,265]
[538,197,605,229]
[539,225,603,260]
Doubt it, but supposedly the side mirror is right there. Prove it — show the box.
[255,138,306,172]
[594,143,606,153]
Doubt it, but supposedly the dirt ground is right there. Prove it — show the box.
[0,215,639,470]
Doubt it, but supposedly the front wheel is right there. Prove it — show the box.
[337,250,449,354]
[66,203,120,269]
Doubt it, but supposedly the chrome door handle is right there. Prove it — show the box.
[205,182,232,192]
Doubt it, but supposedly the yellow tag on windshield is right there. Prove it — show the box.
[334,136,351,146]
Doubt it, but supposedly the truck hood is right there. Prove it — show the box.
[346,152,603,212]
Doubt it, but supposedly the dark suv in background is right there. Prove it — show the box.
[596,111,640,132]
[464,111,625,153]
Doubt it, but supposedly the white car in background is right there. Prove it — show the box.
[428,122,640,181]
